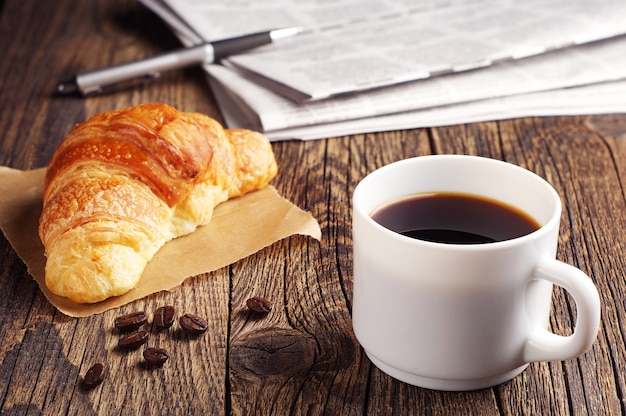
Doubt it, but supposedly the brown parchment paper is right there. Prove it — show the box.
[0,166,321,317]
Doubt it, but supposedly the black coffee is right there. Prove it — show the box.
[371,192,540,244]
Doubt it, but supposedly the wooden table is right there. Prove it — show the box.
[1,1,625,414]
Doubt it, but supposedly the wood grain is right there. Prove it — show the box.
[1,0,626,415]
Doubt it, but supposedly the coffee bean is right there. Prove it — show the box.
[143,347,169,366]
[246,296,272,314]
[154,306,176,329]
[83,363,106,388]
[179,314,208,335]
[114,311,147,332]
[118,329,149,350]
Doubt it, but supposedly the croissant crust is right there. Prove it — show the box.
[39,103,277,303]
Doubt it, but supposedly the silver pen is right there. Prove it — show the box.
[57,27,301,96]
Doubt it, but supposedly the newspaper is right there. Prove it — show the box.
[207,35,626,131]
[210,79,626,141]
[153,0,626,101]
[139,0,626,141]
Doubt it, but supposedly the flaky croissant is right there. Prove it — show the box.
[39,103,277,303]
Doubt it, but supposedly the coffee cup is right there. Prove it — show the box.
[351,155,601,391]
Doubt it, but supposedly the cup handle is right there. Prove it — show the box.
[523,255,601,362]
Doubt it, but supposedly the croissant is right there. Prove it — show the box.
[38,103,277,303]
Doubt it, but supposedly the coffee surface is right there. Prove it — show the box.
[371,192,540,244]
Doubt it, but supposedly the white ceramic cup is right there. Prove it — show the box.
[352,155,601,391]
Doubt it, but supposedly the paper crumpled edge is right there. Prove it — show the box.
[0,166,321,317]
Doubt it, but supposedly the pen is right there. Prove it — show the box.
[57,27,301,96]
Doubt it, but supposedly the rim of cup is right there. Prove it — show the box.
[353,155,562,251]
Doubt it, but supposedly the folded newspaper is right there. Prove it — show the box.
[139,0,626,140]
